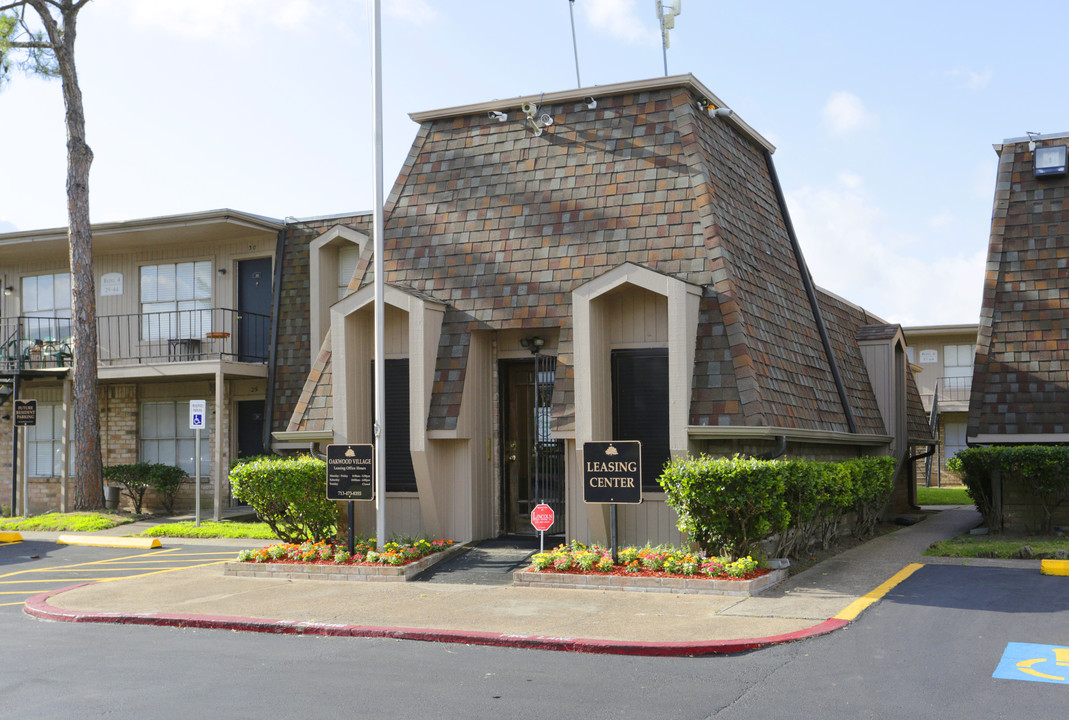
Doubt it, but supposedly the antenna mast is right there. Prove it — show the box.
[569,0,581,87]
[656,1,681,77]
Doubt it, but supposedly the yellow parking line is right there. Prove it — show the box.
[0,548,181,579]
[96,558,231,582]
[0,590,39,595]
[0,577,131,584]
[0,601,27,607]
[834,563,924,621]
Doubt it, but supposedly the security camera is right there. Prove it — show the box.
[488,111,508,122]
[584,96,597,110]
[539,113,554,126]
[521,101,538,116]
[710,107,733,119]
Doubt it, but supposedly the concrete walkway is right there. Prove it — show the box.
[18,505,1033,656]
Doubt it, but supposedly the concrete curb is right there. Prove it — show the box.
[24,583,849,657]
[57,535,162,549]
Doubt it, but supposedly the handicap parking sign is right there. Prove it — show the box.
[189,400,207,430]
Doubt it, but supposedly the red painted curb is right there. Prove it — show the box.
[24,584,849,657]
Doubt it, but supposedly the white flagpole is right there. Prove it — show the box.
[371,0,387,549]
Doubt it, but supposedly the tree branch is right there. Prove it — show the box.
[8,40,51,49]
[0,1,28,12]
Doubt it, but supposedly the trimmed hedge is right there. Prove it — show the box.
[229,454,336,543]
[658,454,897,560]
[954,446,1069,534]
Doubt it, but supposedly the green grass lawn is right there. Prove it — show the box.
[0,512,128,532]
[916,486,972,505]
[926,534,1069,558]
[139,520,277,539]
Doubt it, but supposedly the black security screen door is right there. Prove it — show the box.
[500,357,565,535]
[611,348,670,491]
[370,359,417,492]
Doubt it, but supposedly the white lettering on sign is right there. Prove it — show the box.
[587,476,636,488]
[584,461,639,473]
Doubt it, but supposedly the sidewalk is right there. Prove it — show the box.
[23,506,1022,656]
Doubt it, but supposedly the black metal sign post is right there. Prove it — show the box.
[326,444,375,554]
[582,440,642,562]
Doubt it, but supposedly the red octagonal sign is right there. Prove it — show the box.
[531,503,554,532]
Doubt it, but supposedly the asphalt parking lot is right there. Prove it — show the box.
[0,537,240,612]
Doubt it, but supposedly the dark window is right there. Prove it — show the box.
[611,348,670,491]
[371,359,418,492]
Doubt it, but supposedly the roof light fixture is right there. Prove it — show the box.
[1034,144,1068,178]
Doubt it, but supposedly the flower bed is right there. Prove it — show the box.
[225,538,465,583]
[514,542,786,597]
[236,538,455,567]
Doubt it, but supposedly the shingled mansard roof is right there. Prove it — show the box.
[288,75,915,441]
[968,132,1069,440]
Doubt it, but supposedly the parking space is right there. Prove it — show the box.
[0,537,239,612]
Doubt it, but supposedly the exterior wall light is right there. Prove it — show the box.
[520,336,545,354]
[1035,144,1068,177]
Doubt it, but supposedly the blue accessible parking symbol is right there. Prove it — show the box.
[993,643,1069,685]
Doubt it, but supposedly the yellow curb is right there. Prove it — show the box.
[0,531,23,543]
[1040,559,1069,576]
[57,535,161,549]
[834,563,925,621]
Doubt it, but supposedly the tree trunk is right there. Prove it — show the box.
[31,0,102,509]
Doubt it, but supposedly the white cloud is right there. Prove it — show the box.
[947,66,992,90]
[787,176,985,325]
[384,0,438,24]
[117,0,319,40]
[821,91,878,136]
[582,0,659,46]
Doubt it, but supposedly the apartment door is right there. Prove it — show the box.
[237,258,272,362]
[236,400,266,459]
[500,358,564,535]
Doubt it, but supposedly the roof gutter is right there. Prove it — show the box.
[763,150,859,434]
[687,425,890,446]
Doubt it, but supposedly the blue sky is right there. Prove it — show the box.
[0,0,1064,325]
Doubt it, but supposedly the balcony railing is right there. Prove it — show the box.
[0,308,270,373]
[937,375,971,404]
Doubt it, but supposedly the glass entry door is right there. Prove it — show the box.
[500,357,565,535]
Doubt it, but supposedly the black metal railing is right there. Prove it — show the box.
[0,317,73,373]
[0,308,270,373]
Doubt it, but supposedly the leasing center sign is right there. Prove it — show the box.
[583,441,642,504]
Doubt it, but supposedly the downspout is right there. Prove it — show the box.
[764,151,858,434]
[906,444,936,510]
[756,434,788,460]
[262,225,287,454]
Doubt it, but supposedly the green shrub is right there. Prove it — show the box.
[844,456,896,540]
[146,464,186,515]
[103,462,154,514]
[958,446,1069,534]
[657,454,789,559]
[228,454,336,543]
[955,446,1004,531]
[773,460,827,557]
